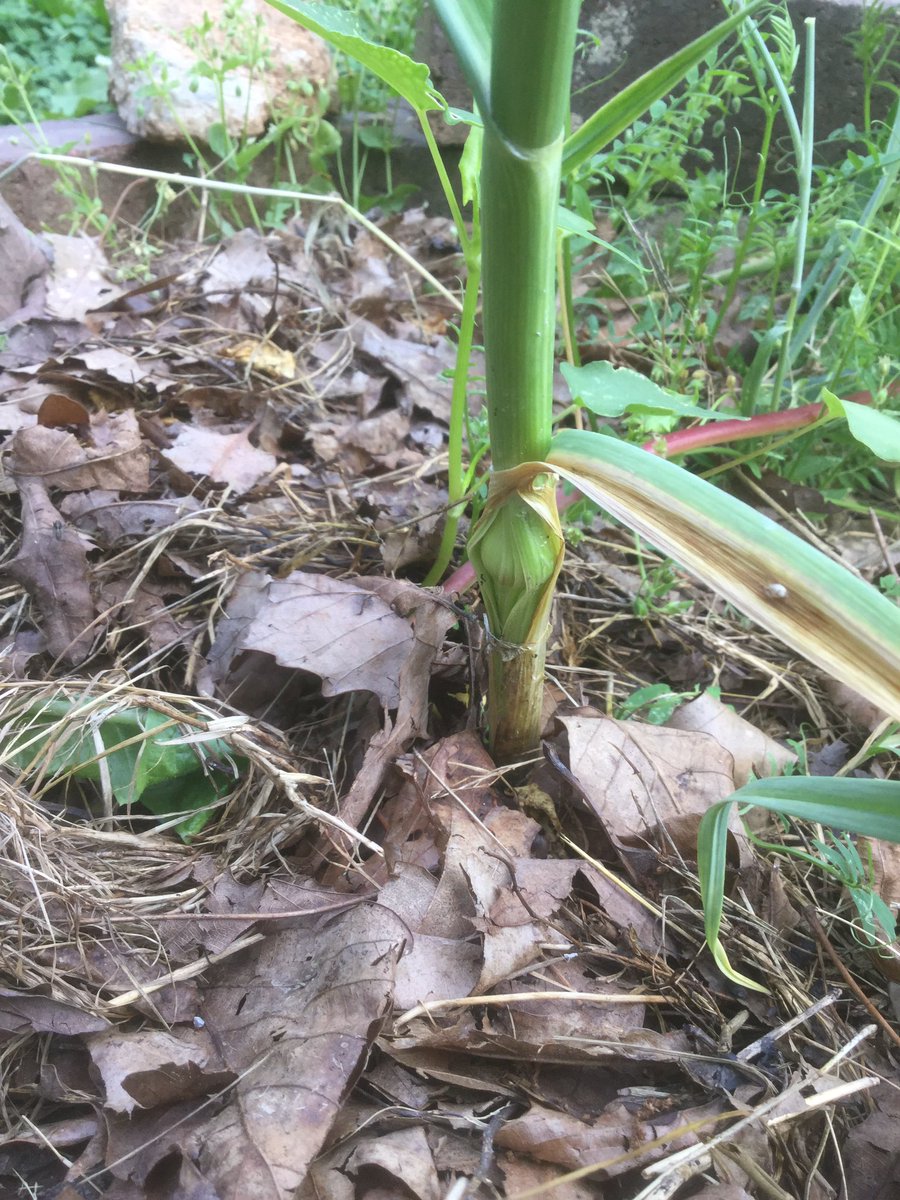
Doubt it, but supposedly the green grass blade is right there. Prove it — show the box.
[263,0,438,112]
[561,0,767,176]
[547,428,900,719]
[699,778,900,990]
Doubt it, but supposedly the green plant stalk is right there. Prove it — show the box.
[457,0,579,760]
[768,19,815,408]
[708,104,776,344]
[423,252,482,586]
[791,102,900,364]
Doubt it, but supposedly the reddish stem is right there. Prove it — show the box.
[441,391,876,596]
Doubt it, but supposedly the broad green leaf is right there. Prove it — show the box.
[140,773,226,839]
[6,701,243,839]
[263,0,438,113]
[698,777,900,990]
[821,388,900,463]
[562,0,767,176]
[562,361,742,421]
[546,428,900,720]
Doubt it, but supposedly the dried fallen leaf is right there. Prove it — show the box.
[0,196,50,328]
[668,690,796,787]
[87,1028,234,1114]
[44,235,124,321]
[204,571,417,708]
[3,476,95,662]
[350,319,456,424]
[162,424,277,494]
[221,337,296,380]
[562,713,745,862]
[181,904,407,1199]
[8,411,150,492]
[343,1127,440,1200]
[496,1096,723,1178]
[0,989,109,1039]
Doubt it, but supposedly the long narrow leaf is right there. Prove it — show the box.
[561,0,767,176]
[430,0,492,119]
[264,0,438,112]
[698,778,900,990]
[547,428,900,719]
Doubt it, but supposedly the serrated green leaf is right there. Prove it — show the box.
[263,0,438,112]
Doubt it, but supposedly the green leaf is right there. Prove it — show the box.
[459,122,483,208]
[430,0,492,119]
[556,206,645,272]
[547,428,900,720]
[263,0,438,113]
[820,388,900,464]
[140,773,224,839]
[561,361,741,421]
[562,0,767,176]
[698,777,900,990]
[206,122,232,161]
[6,701,244,840]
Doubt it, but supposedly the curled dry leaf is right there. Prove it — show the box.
[44,234,124,321]
[562,713,747,863]
[87,1027,235,1115]
[0,195,50,328]
[220,337,297,381]
[350,319,456,423]
[343,1127,440,1200]
[8,411,150,492]
[495,1096,723,1178]
[0,988,109,1039]
[181,904,407,1200]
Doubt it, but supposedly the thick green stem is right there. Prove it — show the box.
[468,0,578,760]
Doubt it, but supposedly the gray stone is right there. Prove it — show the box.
[107,0,335,144]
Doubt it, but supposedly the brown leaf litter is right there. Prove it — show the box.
[0,204,898,1200]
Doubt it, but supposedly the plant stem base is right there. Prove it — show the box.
[487,635,547,764]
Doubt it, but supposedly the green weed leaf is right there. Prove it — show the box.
[821,388,900,463]
[263,0,438,113]
[561,361,740,421]
[7,701,244,840]
[562,0,766,175]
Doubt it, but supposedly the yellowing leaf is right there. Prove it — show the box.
[546,429,900,720]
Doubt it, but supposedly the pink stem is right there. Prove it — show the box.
[440,391,874,596]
